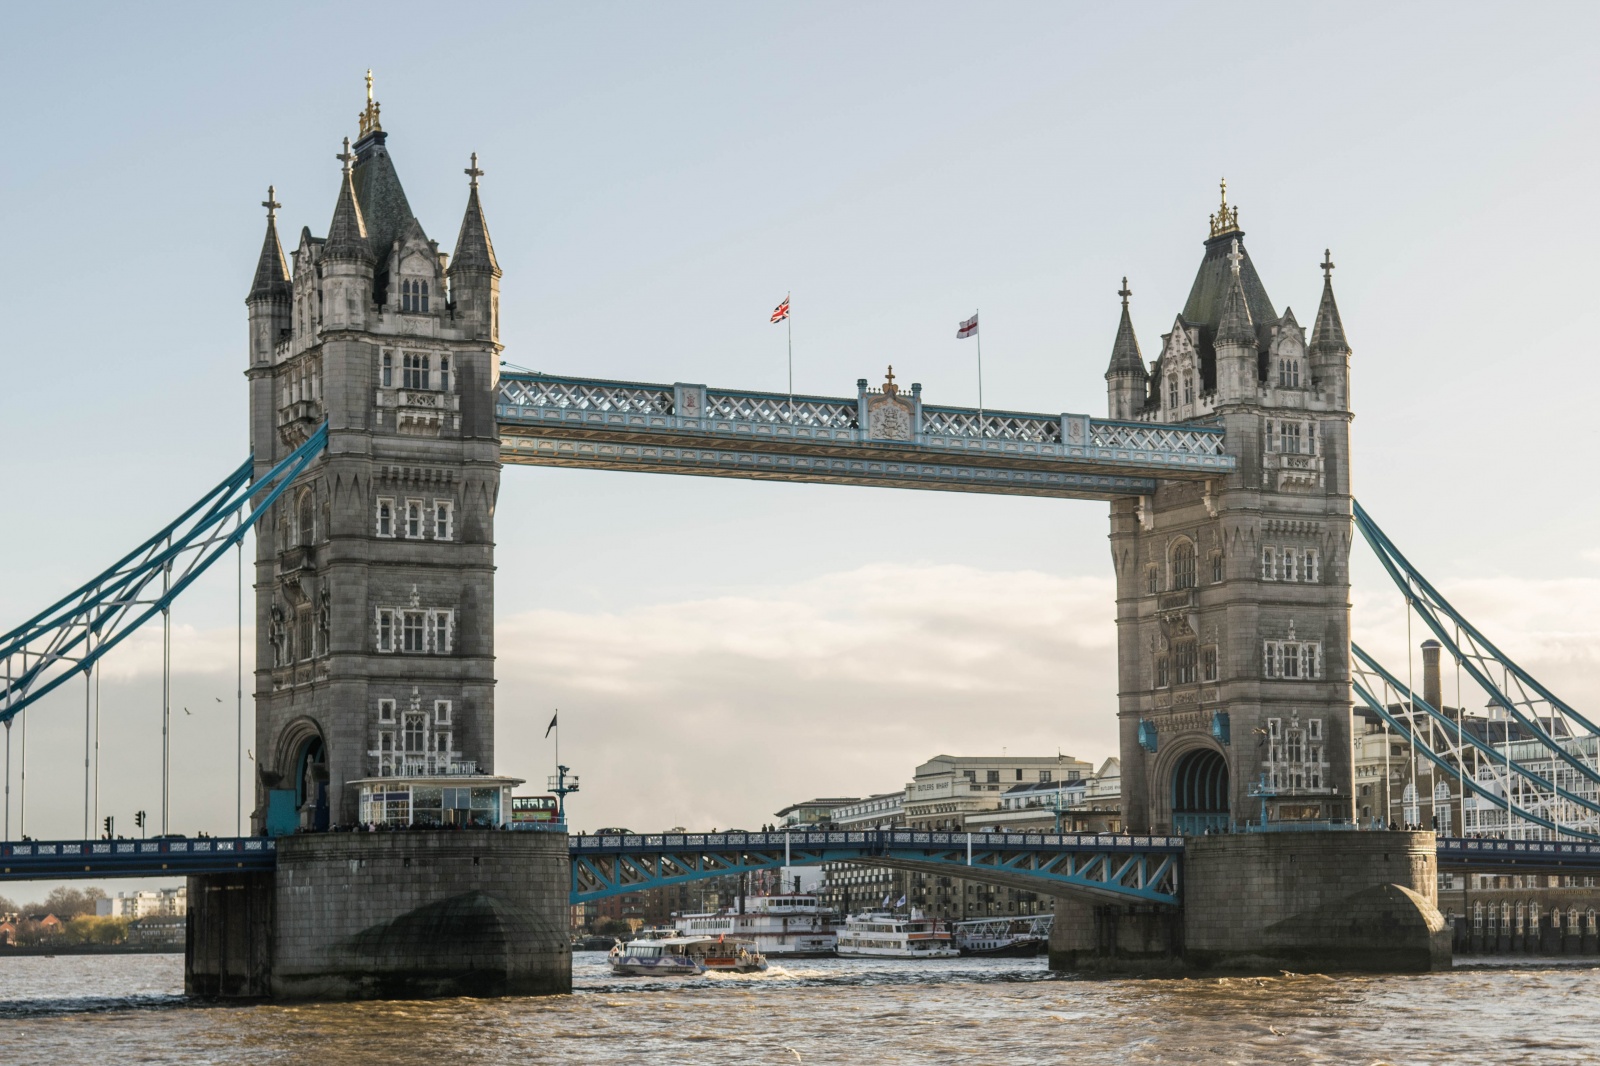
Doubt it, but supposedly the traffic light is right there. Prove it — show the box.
[102,815,113,838]
[135,809,146,837]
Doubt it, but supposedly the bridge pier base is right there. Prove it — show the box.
[1050,831,1451,976]
[186,831,571,1000]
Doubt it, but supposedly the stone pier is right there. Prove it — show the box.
[187,830,571,1000]
[1050,830,1451,975]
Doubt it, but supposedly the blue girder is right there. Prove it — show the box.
[0,836,277,880]
[1435,836,1600,873]
[0,425,328,723]
[568,829,1184,906]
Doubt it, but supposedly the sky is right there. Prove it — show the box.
[2,2,1599,887]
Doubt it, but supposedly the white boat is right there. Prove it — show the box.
[952,914,1053,957]
[835,911,959,959]
[676,894,838,957]
[608,935,768,976]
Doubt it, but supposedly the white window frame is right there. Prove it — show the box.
[1304,549,1320,583]
[405,499,423,539]
[376,497,395,538]
[427,610,454,654]
[402,611,426,653]
[376,609,396,653]
[1283,549,1298,582]
[1261,547,1276,581]
[434,699,452,725]
[433,499,454,541]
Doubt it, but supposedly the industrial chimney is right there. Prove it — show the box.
[1421,639,1442,712]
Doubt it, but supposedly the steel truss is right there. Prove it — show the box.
[0,425,328,724]
[568,830,1183,906]
[1354,502,1600,840]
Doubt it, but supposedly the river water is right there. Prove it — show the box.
[2,952,1596,1065]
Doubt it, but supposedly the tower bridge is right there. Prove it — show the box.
[3,83,1596,995]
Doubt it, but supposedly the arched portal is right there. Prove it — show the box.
[294,734,330,832]
[1172,748,1229,835]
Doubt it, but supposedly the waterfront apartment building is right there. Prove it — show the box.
[96,887,187,919]
[819,792,908,920]
[903,754,1095,831]
[964,758,1123,834]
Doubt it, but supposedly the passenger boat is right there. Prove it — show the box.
[608,935,768,975]
[952,914,1053,957]
[835,911,958,958]
[675,894,838,957]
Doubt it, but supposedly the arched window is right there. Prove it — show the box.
[1183,374,1195,405]
[297,491,315,546]
[419,280,429,313]
[1172,541,1196,590]
[1168,377,1178,407]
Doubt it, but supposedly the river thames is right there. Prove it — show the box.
[1,953,1596,1065]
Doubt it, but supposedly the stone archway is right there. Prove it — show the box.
[1171,747,1229,835]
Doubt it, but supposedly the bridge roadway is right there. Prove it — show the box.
[495,372,1234,500]
[5,833,1596,904]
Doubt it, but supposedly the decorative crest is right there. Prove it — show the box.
[261,185,281,221]
[1208,177,1240,239]
[882,365,899,397]
[336,137,356,174]
[1226,238,1242,278]
[1118,277,1131,308]
[465,151,484,188]
[358,69,382,137]
[1321,248,1335,281]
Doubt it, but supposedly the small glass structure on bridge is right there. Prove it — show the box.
[353,776,522,828]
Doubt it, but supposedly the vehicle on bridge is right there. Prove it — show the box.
[608,935,768,975]
[510,795,560,825]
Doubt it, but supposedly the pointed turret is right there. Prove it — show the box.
[247,188,293,368]
[1309,249,1349,354]
[248,186,292,302]
[1105,278,1148,419]
[1214,238,1260,401]
[324,138,371,262]
[449,153,502,342]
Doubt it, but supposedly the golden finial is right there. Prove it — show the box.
[358,69,382,137]
[1208,177,1240,239]
[882,365,899,396]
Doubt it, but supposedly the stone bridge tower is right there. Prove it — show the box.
[1106,183,1355,834]
[243,80,507,832]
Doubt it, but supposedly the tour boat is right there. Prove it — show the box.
[675,894,838,957]
[608,935,768,975]
[952,914,1053,957]
[835,911,959,959]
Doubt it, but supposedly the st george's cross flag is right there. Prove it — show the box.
[771,294,791,324]
[956,312,979,339]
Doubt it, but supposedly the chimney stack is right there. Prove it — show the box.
[1422,640,1442,712]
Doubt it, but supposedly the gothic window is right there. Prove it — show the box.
[1304,549,1320,583]
[1282,549,1298,582]
[402,611,425,652]
[1282,642,1301,678]
[1146,567,1158,595]
[405,499,423,538]
[433,500,454,540]
[1156,656,1169,688]
[1175,640,1198,685]
[1263,640,1321,679]
[381,351,394,388]
[297,491,315,546]
[1278,358,1300,388]
[296,609,314,660]
[439,355,450,392]
[1261,547,1276,581]
[376,498,394,537]
[1172,541,1196,590]
[403,713,425,753]
[376,609,395,653]
[1183,374,1195,405]
[1211,552,1224,583]
[401,279,431,313]
[1202,646,1218,682]
[1168,377,1178,408]
[378,699,396,723]
[420,281,429,313]
[428,610,453,653]
[435,700,452,725]
[402,352,431,390]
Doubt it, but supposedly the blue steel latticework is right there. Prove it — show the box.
[568,830,1184,906]
[0,425,328,724]
[1353,501,1600,839]
[496,372,1233,500]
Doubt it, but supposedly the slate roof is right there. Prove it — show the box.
[351,130,421,262]
[247,216,291,301]
[1310,273,1349,353]
[1105,299,1145,377]
[324,163,371,262]
[450,184,500,276]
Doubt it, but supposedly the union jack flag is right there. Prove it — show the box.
[770,294,790,324]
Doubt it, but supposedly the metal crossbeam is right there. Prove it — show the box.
[0,425,328,724]
[0,836,277,880]
[569,830,1184,905]
[497,372,1232,500]
[1436,836,1600,873]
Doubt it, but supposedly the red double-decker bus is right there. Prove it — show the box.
[511,795,560,824]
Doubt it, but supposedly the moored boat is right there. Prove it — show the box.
[952,914,1053,957]
[835,911,959,959]
[608,935,768,975]
[675,894,838,957]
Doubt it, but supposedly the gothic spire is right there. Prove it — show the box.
[1104,277,1145,378]
[324,138,372,262]
[247,185,291,301]
[1310,249,1349,353]
[449,152,500,277]
[1215,239,1255,346]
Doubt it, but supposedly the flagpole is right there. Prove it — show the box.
[975,308,984,440]
[786,293,793,425]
